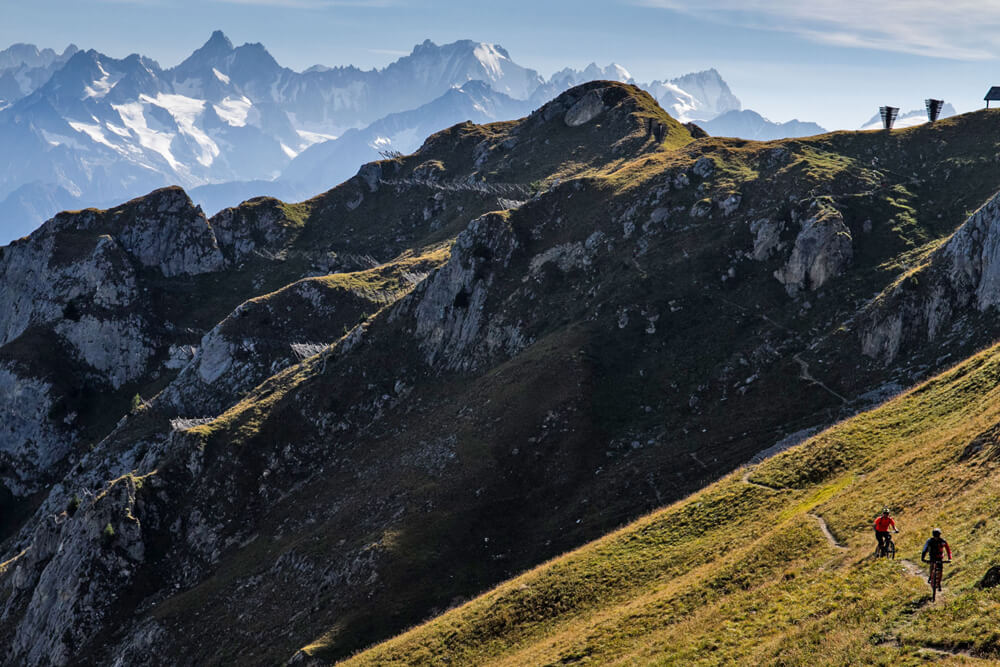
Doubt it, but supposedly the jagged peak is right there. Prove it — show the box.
[48,48,104,80]
[173,30,235,73]
[204,30,234,52]
[230,40,281,69]
[457,79,493,95]
[410,38,439,55]
[1,43,42,58]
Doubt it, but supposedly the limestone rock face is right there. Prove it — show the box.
[774,205,852,295]
[160,271,404,419]
[109,188,225,277]
[859,191,1000,362]
[0,186,233,496]
[46,187,225,278]
[410,212,523,371]
[6,475,146,667]
[564,89,607,127]
[211,198,297,265]
[55,315,153,389]
[0,365,66,495]
[0,232,138,348]
[749,218,784,261]
[358,162,383,192]
[943,193,1000,311]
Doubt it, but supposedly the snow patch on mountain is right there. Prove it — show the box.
[67,121,117,150]
[82,62,121,99]
[646,69,740,122]
[112,99,183,171]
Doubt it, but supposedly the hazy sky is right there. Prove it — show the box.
[2,0,998,130]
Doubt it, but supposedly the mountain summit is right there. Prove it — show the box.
[182,29,235,66]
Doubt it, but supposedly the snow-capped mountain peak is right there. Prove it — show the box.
[647,68,741,122]
[390,39,544,100]
[0,43,79,106]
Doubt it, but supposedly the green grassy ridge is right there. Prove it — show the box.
[213,243,451,343]
[339,340,1000,665]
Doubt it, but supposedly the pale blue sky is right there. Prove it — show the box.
[2,0,998,129]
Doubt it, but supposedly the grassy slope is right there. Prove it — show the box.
[340,340,1000,665]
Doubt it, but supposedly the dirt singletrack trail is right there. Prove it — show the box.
[900,559,924,578]
[806,512,847,550]
[793,352,848,403]
[740,466,780,491]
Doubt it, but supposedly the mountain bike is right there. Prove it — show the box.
[928,560,950,601]
[874,533,896,559]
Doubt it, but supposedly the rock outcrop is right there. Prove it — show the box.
[0,364,65,495]
[774,202,853,295]
[6,475,146,666]
[0,189,227,494]
[410,212,524,371]
[860,191,1000,363]
[564,89,607,127]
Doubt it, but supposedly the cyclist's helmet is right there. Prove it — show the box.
[932,528,942,537]
[881,508,890,515]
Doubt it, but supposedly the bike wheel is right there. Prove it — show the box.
[887,542,895,559]
[931,563,942,599]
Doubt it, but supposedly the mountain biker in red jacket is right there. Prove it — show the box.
[873,508,898,552]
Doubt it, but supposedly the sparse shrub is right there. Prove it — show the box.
[67,494,81,516]
[130,393,144,413]
[101,522,115,545]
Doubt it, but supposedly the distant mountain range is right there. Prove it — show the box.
[0,33,820,242]
[700,109,826,141]
[0,43,78,110]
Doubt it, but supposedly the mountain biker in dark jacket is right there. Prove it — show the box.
[922,528,952,588]
[873,508,898,552]
[921,528,952,563]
